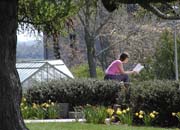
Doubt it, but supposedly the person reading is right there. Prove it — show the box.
[104,52,138,86]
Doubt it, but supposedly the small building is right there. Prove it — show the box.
[16,60,74,89]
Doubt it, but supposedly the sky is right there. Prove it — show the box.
[17,25,43,42]
[17,31,43,42]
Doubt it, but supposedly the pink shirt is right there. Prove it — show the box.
[105,60,123,75]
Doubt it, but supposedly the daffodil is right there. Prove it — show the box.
[51,102,55,106]
[107,108,114,116]
[116,109,122,115]
[126,108,130,112]
[122,109,126,114]
[150,113,155,118]
[135,112,139,116]
[139,110,144,115]
[172,112,176,116]
[32,103,37,109]
[111,116,115,120]
[45,104,50,108]
[22,97,26,102]
[139,115,143,119]
[153,111,159,115]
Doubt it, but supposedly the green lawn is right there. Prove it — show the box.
[27,122,176,130]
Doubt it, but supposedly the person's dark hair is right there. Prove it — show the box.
[119,52,129,61]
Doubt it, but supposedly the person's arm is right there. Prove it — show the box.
[118,63,136,75]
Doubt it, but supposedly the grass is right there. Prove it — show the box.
[26,122,176,130]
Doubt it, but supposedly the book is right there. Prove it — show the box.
[133,63,144,73]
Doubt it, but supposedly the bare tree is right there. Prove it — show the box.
[78,0,113,77]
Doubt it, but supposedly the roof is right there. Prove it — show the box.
[16,60,74,83]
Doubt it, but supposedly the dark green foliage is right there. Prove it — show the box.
[129,80,180,126]
[25,79,121,107]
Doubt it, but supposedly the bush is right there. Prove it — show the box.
[129,80,180,127]
[25,79,121,108]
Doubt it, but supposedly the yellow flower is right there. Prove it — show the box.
[22,97,26,102]
[172,112,176,116]
[139,110,144,115]
[126,108,130,112]
[135,113,139,116]
[51,102,55,106]
[122,110,126,114]
[32,103,37,109]
[20,103,24,106]
[45,104,50,108]
[139,115,143,119]
[150,113,155,118]
[24,106,28,110]
[116,109,122,115]
[111,116,115,120]
[153,111,159,115]
[107,108,114,116]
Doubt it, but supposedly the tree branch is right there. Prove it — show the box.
[95,31,136,57]
[95,13,113,36]
[139,2,180,20]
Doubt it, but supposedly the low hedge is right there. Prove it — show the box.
[129,80,180,127]
[25,79,121,107]
[25,79,180,126]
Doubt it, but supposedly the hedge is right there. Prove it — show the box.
[129,80,180,127]
[25,79,121,107]
[25,79,180,126]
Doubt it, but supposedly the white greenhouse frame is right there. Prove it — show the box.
[16,60,74,89]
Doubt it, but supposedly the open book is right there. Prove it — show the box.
[133,63,144,73]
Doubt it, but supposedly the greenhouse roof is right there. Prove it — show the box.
[16,60,74,83]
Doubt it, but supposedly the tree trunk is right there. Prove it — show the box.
[84,29,97,78]
[52,33,61,59]
[0,1,28,130]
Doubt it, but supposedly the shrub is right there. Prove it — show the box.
[25,79,121,108]
[129,80,180,127]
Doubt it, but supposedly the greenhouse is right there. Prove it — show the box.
[16,60,74,89]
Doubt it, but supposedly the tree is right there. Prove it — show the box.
[102,0,180,20]
[154,30,180,79]
[78,0,113,77]
[0,1,28,130]
[18,0,79,59]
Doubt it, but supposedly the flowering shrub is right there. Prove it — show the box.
[135,110,159,126]
[21,98,59,119]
